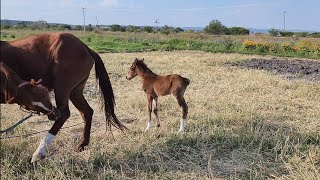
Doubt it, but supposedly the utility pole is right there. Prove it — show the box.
[96,16,99,28]
[82,7,86,32]
[283,11,287,31]
[154,19,160,31]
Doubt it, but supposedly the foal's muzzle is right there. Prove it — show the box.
[47,107,61,121]
[126,76,133,80]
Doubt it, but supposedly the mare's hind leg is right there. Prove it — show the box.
[69,75,94,151]
[145,94,153,131]
[153,97,160,128]
[173,89,188,132]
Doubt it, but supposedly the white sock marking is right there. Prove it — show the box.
[179,119,186,132]
[145,121,152,131]
[31,133,55,162]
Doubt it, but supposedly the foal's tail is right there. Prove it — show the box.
[86,46,127,131]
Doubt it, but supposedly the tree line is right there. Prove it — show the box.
[1,19,319,38]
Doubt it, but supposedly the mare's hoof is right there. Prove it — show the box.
[156,124,160,128]
[31,150,45,163]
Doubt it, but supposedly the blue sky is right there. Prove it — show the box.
[1,0,320,31]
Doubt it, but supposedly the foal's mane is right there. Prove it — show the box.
[1,63,19,100]
[135,59,155,75]
[0,62,49,102]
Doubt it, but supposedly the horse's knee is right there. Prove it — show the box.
[61,108,71,120]
[82,107,93,120]
[153,108,158,114]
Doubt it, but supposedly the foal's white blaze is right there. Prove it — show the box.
[32,101,51,111]
[145,121,152,131]
[179,119,186,132]
[31,133,55,162]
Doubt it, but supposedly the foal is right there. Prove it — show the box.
[126,58,190,132]
[0,62,60,119]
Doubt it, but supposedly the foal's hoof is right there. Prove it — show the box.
[76,145,85,152]
[31,150,46,163]
[156,124,160,128]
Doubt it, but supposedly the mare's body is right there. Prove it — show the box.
[1,33,126,162]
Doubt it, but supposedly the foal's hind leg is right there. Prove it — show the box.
[173,90,188,132]
[145,94,153,131]
[153,97,160,128]
[69,75,94,151]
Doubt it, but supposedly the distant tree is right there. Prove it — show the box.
[185,29,195,33]
[143,26,154,33]
[87,24,93,31]
[279,31,294,37]
[203,20,228,35]
[309,32,320,38]
[14,23,27,29]
[160,25,173,35]
[73,25,83,30]
[227,27,249,35]
[268,28,280,36]
[1,25,11,29]
[110,24,125,32]
[126,25,141,32]
[174,27,184,33]
[295,32,309,37]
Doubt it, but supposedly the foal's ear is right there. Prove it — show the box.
[135,58,138,62]
[141,58,144,62]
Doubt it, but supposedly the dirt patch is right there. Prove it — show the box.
[229,58,320,82]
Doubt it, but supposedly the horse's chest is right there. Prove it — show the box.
[142,83,154,94]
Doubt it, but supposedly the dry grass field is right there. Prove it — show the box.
[1,51,319,179]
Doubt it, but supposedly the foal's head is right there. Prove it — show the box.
[1,63,60,121]
[18,83,58,118]
[126,58,149,80]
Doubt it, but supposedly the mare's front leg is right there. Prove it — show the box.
[145,94,153,131]
[31,85,72,162]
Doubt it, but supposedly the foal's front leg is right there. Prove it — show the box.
[145,94,153,131]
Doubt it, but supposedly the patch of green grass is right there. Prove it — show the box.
[2,30,319,59]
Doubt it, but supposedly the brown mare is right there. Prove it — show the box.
[1,33,126,162]
[1,62,60,119]
[126,58,190,132]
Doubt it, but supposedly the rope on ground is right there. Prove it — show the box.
[0,113,34,134]
[0,122,84,140]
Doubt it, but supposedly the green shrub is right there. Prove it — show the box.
[295,32,309,37]
[110,24,126,32]
[268,28,280,36]
[203,20,228,35]
[143,26,154,33]
[279,31,294,37]
[227,27,250,35]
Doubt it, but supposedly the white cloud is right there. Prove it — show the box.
[101,0,120,7]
